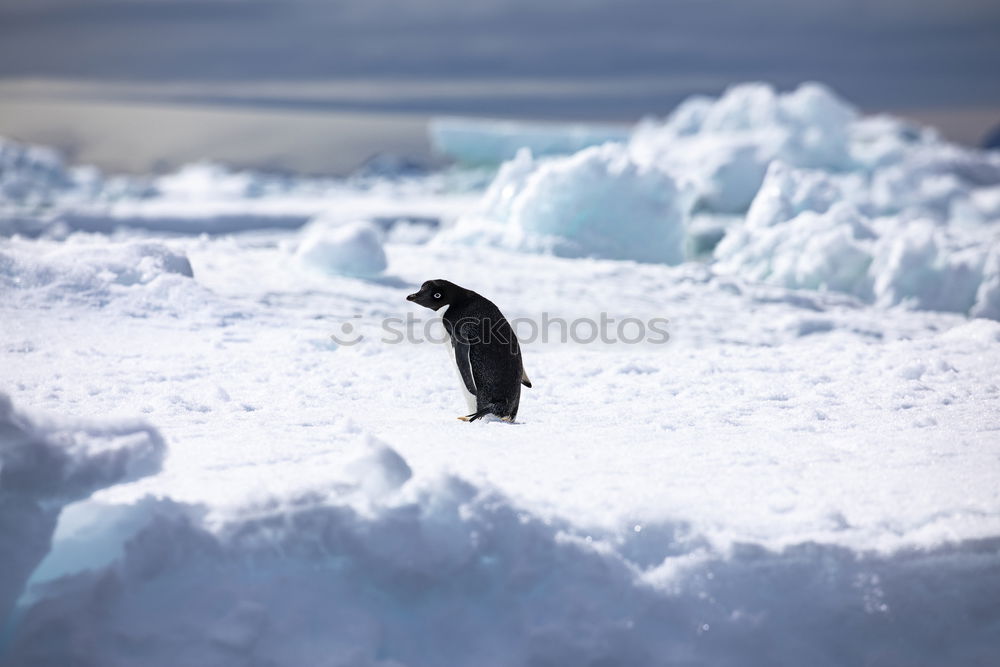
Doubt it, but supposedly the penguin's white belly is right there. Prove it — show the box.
[438,306,477,413]
[446,337,478,413]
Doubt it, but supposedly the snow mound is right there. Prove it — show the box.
[441,145,690,264]
[295,219,388,277]
[430,116,630,165]
[630,82,857,213]
[715,162,1000,318]
[716,201,875,297]
[867,142,1000,220]
[0,393,165,626]
[870,220,986,314]
[4,431,999,666]
[0,238,195,306]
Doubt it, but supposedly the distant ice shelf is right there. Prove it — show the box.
[429,116,630,164]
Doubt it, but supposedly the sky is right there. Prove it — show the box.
[2,0,999,117]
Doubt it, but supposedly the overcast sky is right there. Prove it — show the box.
[1,0,999,117]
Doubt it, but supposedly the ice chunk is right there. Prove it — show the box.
[716,202,875,297]
[717,162,1000,318]
[629,82,857,213]
[870,221,985,314]
[0,393,165,624]
[745,161,845,229]
[430,116,629,164]
[295,219,388,278]
[442,144,690,264]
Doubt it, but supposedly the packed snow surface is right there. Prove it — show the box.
[2,82,1000,665]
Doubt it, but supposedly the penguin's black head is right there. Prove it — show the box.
[406,279,462,311]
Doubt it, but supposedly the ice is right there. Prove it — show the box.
[715,161,1000,318]
[628,82,1000,225]
[430,116,630,164]
[0,393,165,625]
[716,201,875,297]
[440,144,690,264]
[629,82,856,213]
[870,220,986,314]
[439,82,998,280]
[295,218,388,277]
[3,82,1000,664]
[743,161,846,229]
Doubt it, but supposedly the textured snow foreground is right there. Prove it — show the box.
[3,83,1000,666]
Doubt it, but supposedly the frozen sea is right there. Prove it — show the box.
[2,83,999,666]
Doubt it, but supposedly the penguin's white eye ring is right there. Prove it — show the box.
[434,293,442,299]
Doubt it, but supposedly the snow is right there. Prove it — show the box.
[3,81,1000,664]
[296,218,388,278]
[0,392,164,626]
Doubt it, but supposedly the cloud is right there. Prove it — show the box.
[0,0,998,111]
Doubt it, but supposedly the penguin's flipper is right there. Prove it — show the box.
[520,368,532,388]
[453,341,478,396]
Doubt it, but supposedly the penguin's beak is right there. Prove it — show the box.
[406,292,418,302]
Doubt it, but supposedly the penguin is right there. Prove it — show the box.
[406,279,531,422]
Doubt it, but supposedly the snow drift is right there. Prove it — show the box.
[2,399,998,666]
[0,237,196,312]
[296,218,388,278]
[0,393,165,628]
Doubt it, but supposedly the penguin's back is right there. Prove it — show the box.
[446,295,524,406]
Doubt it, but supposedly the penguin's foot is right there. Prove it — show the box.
[458,411,516,423]
[459,408,492,422]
